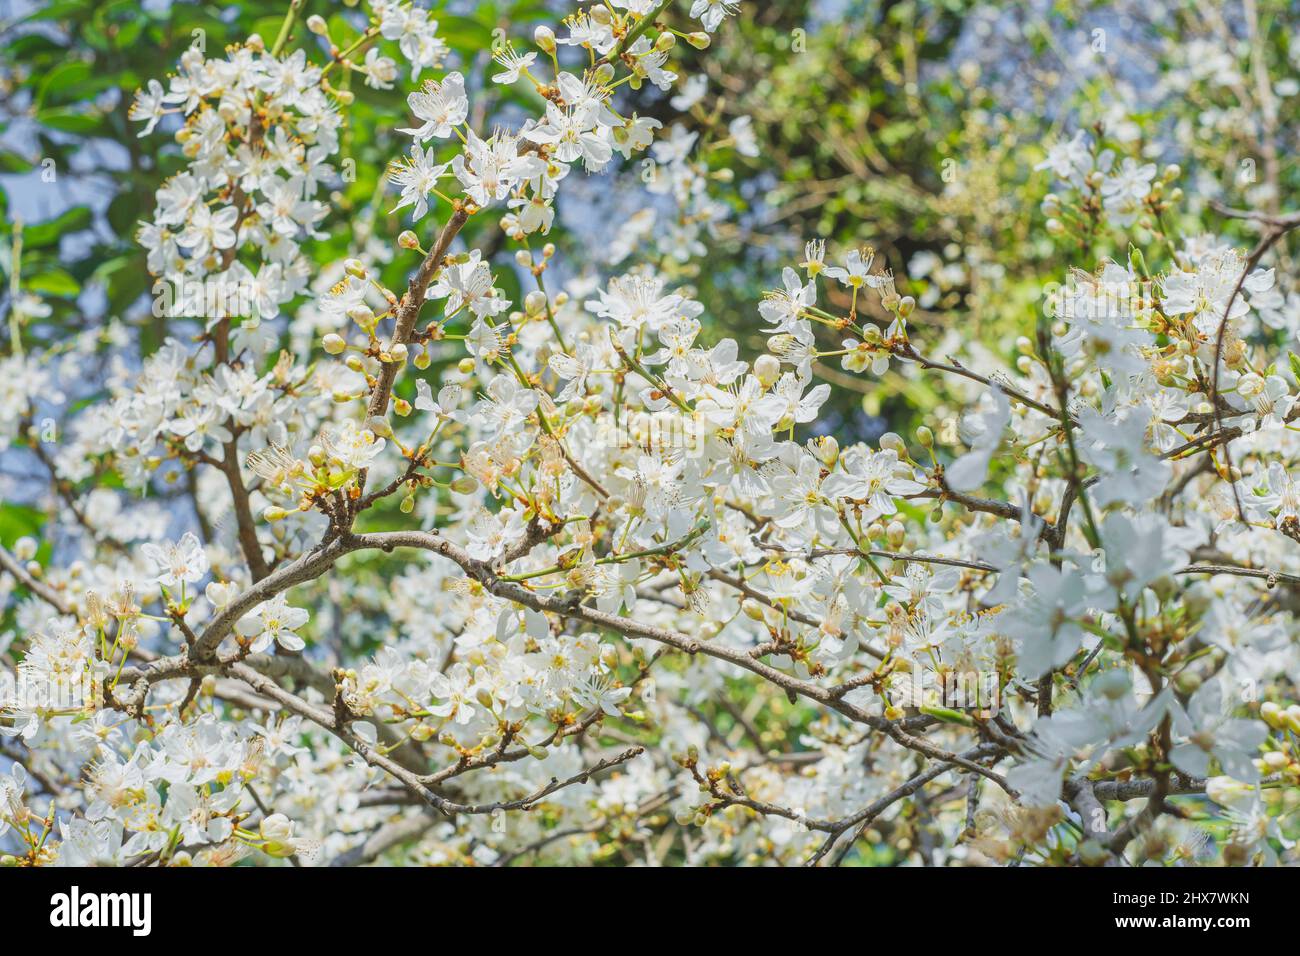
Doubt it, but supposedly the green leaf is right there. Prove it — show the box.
[0,151,33,173]
[918,705,976,727]
[37,61,94,108]
[0,503,45,547]
[36,107,101,134]
[23,206,92,248]
[20,0,87,24]
[25,269,81,298]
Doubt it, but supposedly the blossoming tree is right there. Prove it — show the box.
[1,0,1299,867]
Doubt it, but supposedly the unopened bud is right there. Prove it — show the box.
[322,333,346,355]
[524,290,548,315]
[754,353,781,386]
[450,476,479,495]
[1261,701,1284,729]
[879,432,904,454]
[1283,705,1300,734]
[811,435,838,466]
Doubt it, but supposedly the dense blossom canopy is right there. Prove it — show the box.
[1,0,1299,867]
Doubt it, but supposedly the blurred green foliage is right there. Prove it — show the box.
[3,0,1297,441]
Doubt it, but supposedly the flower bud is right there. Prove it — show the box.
[811,435,838,467]
[322,333,346,355]
[879,432,904,454]
[13,536,37,561]
[344,258,367,278]
[1261,701,1284,729]
[457,357,476,375]
[742,598,766,621]
[260,814,297,858]
[306,14,328,34]
[450,475,479,494]
[886,521,906,548]
[915,425,933,448]
[685,31,711,49]
[524,290,548,315]
[398,230,420,250]
[754,353,781,386]
[534,25,556,54]
[410,722,434,742]
[1283,705,1300,735]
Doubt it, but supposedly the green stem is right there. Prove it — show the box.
[271,0,306,58]
[8,220,23,357]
